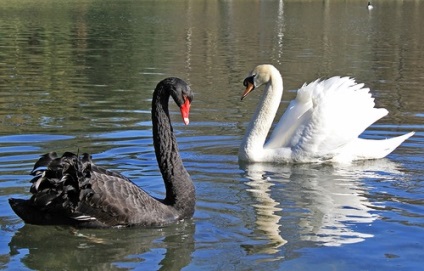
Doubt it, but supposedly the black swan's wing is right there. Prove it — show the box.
[9,152,178,227]
[10,152,95,226]
[78,164,180,227]
[9,78,196,227]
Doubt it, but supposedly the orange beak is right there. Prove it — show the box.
[180,98,191,125]
[241,81,255,100]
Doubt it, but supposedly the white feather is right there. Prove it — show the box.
[239,64,414,163]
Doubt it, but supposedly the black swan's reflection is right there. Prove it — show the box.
[241,159,404,251]
[9,221,195,270]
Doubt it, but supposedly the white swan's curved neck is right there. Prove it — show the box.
[239,70,283,161]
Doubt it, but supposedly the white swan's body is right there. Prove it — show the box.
[239,64,414,163]
[367,2,374,10]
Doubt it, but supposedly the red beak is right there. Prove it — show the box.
[180,98,191,125]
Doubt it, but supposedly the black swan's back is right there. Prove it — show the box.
[9,78,195,228]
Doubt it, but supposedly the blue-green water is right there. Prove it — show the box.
[0,0,423,270]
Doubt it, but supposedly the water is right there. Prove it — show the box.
[0,0,423,270]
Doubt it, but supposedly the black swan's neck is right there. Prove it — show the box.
[151,86,195,217]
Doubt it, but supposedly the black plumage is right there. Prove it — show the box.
[9,77,195,228]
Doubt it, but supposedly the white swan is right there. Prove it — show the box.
[367,2,373,10]
[239,64,414,163]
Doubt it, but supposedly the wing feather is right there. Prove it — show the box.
[265,77,389,159]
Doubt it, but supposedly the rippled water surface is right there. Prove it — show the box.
[0,0,423,270]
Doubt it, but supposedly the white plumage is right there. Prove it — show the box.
[239,64,414,163]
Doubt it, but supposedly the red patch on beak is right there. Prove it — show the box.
[180,98,191,125]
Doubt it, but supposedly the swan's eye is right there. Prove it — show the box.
[243,75,255,87]
[183,94,192,104]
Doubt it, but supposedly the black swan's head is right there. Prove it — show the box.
[156,77,194,125]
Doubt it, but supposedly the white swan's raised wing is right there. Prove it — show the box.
[264,85,313,149]
[266,77,393,161]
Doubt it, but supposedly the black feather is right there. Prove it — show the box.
[9,78,195,228]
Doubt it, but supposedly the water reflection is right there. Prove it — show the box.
[273,0,285,65]
[9,221,195,270]
[242,164,287,255]
[241,159,405,250]
[0,0,422,269]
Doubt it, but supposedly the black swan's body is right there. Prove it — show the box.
[9,77,195,228]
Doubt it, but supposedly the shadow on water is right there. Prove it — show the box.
[239,159,407,256]
[8,220,195,270]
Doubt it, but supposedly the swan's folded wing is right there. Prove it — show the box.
[79,168,180,227]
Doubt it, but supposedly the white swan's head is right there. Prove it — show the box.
[241,64,278,100]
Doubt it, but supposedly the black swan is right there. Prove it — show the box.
[9,77,195,227]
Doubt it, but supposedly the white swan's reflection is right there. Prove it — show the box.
[241,159,404,248]
[243,165,287,255]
